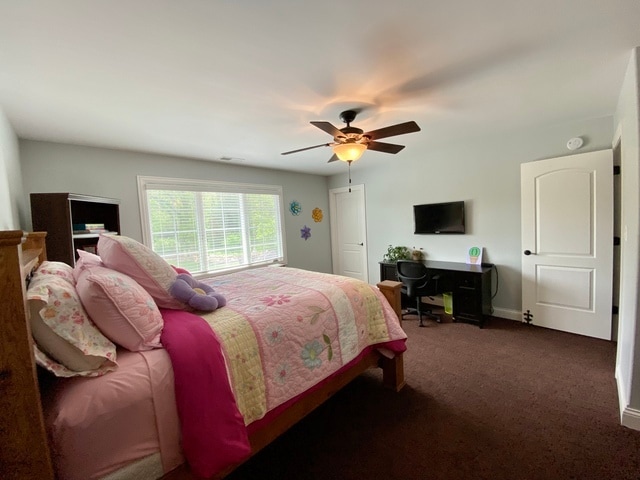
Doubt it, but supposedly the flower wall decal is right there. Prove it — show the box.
[289,200,302,216]
[300,225,311,240]
[312,207,323,223]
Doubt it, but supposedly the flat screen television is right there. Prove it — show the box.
[413,201,465,234]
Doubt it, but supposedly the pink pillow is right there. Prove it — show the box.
[172,265,192,275]
[76,265,164,351]
[97,234,184,309]
[73,249,104,282]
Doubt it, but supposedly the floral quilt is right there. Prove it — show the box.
[200,267,407,425]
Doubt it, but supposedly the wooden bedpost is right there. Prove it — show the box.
[380,353,406,392]
[377,280,402,320]
[376,280,406,392]
[0,231,54,480]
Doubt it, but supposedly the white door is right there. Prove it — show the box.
[329,185,368,282]
[521,150,613,340]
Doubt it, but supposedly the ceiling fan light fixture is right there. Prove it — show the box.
[333,142,367,162]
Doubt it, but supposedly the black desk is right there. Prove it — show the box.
[380,260,493,328]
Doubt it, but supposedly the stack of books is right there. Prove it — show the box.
[73,223,107,234]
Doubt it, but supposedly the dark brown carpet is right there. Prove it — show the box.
[227,316,640,480]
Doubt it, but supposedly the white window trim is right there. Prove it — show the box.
[137,175,288,276]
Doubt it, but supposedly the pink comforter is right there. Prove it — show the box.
[162,266,407,477]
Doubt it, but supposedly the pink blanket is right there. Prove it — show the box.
[160,308,251,478]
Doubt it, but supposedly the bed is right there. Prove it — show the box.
[0,230,406,480]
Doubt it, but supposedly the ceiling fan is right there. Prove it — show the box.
[281,109,421,163]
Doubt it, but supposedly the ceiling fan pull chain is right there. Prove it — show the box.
[348,160,352,193]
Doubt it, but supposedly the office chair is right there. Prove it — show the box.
[396,260,441,327]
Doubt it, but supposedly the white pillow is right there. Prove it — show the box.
[32,260,75,285]
[29,299,107,372]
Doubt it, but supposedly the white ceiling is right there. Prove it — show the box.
[1,0,640,176]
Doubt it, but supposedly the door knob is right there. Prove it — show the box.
[524,250,533,256]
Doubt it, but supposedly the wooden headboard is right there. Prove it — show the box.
[0,231,55,479]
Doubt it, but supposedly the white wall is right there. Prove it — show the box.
[19,140,333,274]
[328,116,614,317]
[0,107,22,229]
[614,47,640,429]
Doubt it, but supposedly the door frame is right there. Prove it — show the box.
[329,184,368,281]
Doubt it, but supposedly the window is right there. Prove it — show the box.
[138,176,286,275]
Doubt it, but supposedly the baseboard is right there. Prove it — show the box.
[491,307,521,321]
[616,366,628,422]
[615,367,640,431]
[424,305,525,323]
[621,407,640,431]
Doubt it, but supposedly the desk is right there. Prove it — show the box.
[380,260,493,328]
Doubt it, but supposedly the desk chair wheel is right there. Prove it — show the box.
[418,310,441,327]
[403,303,441,327]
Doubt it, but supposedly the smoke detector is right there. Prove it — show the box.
[566,137,584,151]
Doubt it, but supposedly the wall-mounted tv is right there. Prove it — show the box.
[413,201,465,234]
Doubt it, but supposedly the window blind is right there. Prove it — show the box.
[138,176,285,275]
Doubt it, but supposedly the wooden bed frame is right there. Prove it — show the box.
[0,230,405,480]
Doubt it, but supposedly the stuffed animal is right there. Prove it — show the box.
[169,273,227,312]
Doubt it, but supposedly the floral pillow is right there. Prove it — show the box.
[27,275,117,377]
[76,265,164,351]
[32,260,75,285]
[98,234,184,309]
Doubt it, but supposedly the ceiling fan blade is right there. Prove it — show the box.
[367,141,405,154]
[311,121,344,138]
[327,153,339,163]
[364,121,421,141]
[281,143,331,155]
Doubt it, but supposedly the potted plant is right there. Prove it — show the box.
[383,245,412,263]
